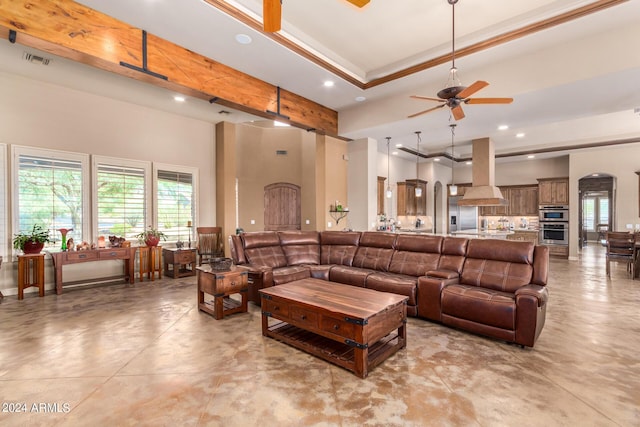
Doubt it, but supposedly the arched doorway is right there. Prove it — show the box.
[578,174,614,246]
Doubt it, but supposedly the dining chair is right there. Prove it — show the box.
[605,231,636,278]
[196,227,225,266]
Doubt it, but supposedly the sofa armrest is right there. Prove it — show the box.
[426,269,459,280]
[515,284,548,307]
[417,276,459,321]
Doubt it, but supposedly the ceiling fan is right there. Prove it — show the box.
[263,0,370,32]
[408,0,513,120]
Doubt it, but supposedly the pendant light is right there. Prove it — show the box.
[449,124,458,196]
[414,131,422,197]
[385,137,392,198]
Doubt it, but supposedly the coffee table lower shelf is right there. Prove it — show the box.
[265,320,404,377]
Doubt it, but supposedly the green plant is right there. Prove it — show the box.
[13,224,51,250]
[135,226,167,244]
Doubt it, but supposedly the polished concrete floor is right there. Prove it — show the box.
[1,244,638,426]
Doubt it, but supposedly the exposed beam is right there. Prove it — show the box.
[0,0,338,135]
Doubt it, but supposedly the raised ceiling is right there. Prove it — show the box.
[4,0,639,159]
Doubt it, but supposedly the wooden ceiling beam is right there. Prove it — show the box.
[0,0,338,135]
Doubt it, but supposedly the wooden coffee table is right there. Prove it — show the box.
[259,278,408,378]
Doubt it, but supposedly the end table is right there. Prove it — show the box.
[196,265,248,320]
[18,253,45,300]
[163,247,197,278]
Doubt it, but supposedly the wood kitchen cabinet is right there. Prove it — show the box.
[397,179,427,216]
[508,185,539,216]
[479,185,538,216]
[538,177,569,205]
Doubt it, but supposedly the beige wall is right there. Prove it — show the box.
[0,71,216,293]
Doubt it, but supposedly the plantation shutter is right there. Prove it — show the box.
[96,163,146,240]
[16,152,84,247]
[157,170,194,242]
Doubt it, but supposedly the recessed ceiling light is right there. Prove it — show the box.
[174,96,185,102]
[355,96,366,102]
[592,173,599,177]
[395,143,403,148]
[498,125,509,131]
[527,155,535,159]
[235,34,252,44]
[392,151,399,156]
[434,158,440,162]
[323,81,334,88]
[466,161,472,165]
[516,133,525,138]
[274,121,290,127]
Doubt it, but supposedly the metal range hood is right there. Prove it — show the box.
[457,137,508,206]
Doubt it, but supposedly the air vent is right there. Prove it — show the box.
[23,52,51,65]
[276,150,288,156]
[218,110,231,115]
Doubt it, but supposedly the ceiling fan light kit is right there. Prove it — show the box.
[408,0,513,120]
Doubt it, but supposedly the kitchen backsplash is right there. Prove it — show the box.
[481,216,539,230]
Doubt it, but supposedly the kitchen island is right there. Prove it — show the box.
[451,229,514,239]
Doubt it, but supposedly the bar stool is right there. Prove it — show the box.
[138,246,163,282]
[18,253,45,300]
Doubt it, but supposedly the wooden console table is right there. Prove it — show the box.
[48,247,138,294]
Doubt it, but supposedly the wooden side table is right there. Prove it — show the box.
[18,253,45,300]
[163,247,196,278]
[197,265,248,320]
[138,246,163,282]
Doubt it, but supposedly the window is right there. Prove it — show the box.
[583,192,609,232]
[154,164,197,242]
[93,156,151,241]
[12,146,89,253]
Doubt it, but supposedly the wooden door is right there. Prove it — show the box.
[264,183,301,231]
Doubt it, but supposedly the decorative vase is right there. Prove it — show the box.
[58,228,72,251]
[23,241,45,254]
[145,236,160,247]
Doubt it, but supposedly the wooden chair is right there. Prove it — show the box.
[196,227,224,266]
[605,231,635,278]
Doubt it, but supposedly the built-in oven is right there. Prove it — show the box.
[539,222,569,245]
[539,205,569,222]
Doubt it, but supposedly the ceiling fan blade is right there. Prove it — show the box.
[465,97,514,104]
[451,105,465,121]
[346,0,370,7]
[263,0,281,32]
[457,80,489,99]
[410,95,446,103]
[408,104,445,118]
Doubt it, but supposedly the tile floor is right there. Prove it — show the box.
[0,244,638,426]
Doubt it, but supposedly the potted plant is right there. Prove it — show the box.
[136,226,167,247]
[13,224,51,254]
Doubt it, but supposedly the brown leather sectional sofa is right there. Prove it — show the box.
[229,230,549,347]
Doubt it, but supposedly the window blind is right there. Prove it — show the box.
[157,170,194,241]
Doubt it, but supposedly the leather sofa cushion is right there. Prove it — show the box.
[320,231,361,266]
[329,265,374,287]
[437,237,468,273]
[461,258,534,293]
[242,231,280,249]
[366,272,417,305]
[358,231,397,248]
[389,251,440,277]
[273,266,311,285]
[278,230,320,246]
[442,284,516,330]
[395,234,442,253]
[244,246,287,268]
[353,246,394,271]
[467,239,534,264]
[282,245,320,266]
